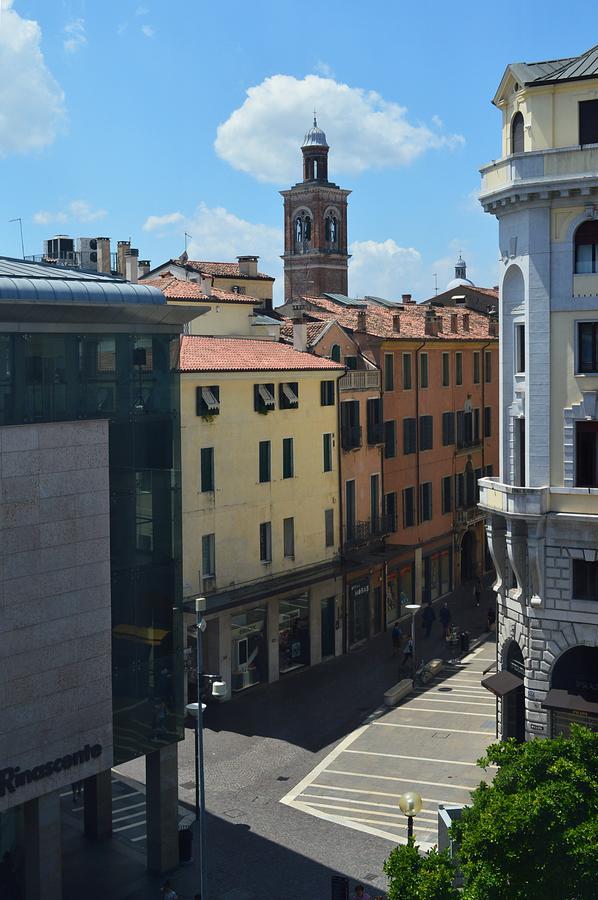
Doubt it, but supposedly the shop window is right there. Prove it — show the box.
[384,420,397,458]
[473,352,481,384]
[201,533,215,577]
[455,352,463,386]
[384,353,394,391]
[578,322,598,372]
[484,351,492,384]
[442,352,450,387]
[419,415,433,451]
[420,482,433,522]
[259,522,272,562]
[283,517,295,558]
[367,397,384,444]
[402,353,412,389]
[323,432,333,472]
[231,607,268,692]
[403,486,415,528]
[384,492,397,532]
[196,385,220,416]
[254,383,275,413]
[442,411,455,445]
[576,421,598,487]
[579,99,598,146]
[572,559,598,600]
[279,381,299,410]
[349,578,370,645]
[282,437,294,478]
[484,406,492,437]
[258,440,271,483]
[398,563,414,609]
[442,475,452,514]
[320,379,335,406]
[279,596,310,673]
[420,353,429,388]
[403,417,417,454]
[515,323,525,373]
[200,447,215,492]
[325,508,334,547]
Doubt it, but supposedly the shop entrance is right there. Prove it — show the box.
[348,578,370,646]
[231,607,268,692]
[321,597,336,659]
[503,641,525,741]
[279,595,310,674]
[546,646,598,737]
[460,530,476,583]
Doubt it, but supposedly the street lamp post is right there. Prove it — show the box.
[404,603,421,682]
[399,790,423,844]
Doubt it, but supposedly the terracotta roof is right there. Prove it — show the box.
[144,274,262,305]
[179,336,345,372]
[175,259,274,281]
[279,321,330,345]
[296,296,496,341]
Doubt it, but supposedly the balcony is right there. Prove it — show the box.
[478,478,549,518]
[341,424,362,451]
[456,506,486,527]
[479,145,598,209]
[339,370,381,392]
[344,515,393,552]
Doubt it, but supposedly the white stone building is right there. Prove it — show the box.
[478,44,598,740]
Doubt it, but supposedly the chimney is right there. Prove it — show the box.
[200,272,213,296]
[96,237,111,274]
[125,248,139,284]
[392,313,401,333]
[138,259,151,279]
[435,314,443,333]
[356,309,366,333]
[291,301,307,352]
[462,313,470,333]
[450,313,458,333]
[424,307,437,336]
[117,240,131,277]
[488,307,499,337]
[237,255,258,277]
[402,293,415,304]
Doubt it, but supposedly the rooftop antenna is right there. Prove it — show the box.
[433,273,438,296]
[313,108,317,127]
[184,232,192,254]
[9,218,25,259]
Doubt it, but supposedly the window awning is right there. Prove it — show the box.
[258,384,275,407]
[542,689,598,715]
[481,670,523,697]
[201,387,219,412]
[281,382,298,407]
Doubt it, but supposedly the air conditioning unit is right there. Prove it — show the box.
[76,237,99,271]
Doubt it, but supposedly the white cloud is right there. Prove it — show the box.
[0,0,66,156]
[143,212,185,232]
[349,239,423,300]
[215,74,464,184]
[141,24,154,37]
[116,22,127,36]
[33,200,107,226]
[135,4,149,14]
[313,60,334,78]
[63,18,86,53]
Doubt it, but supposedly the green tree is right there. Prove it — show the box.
[383,842,458,900]
[454,724,598,900]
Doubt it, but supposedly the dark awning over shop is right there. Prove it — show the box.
[542,689,598,715]
[481,670,523,697]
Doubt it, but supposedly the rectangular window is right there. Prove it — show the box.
[202,533,215,577]
[320,380,335,406]
[345,355,357,370]
[442,411,455,446]
[576,421,598,487]
[473,352,480,384]
[384,353,394,391]
[419,415,433,451]
[402,353,412,390]
[515,323,525,374]
[441,476,452,514]
[384,491,397,532]
[366,397,383,445]
[578,322,598,373]
[283,517,295,558]
[484,351,492,384]
[441,352,450,387]
[384,420,397,459]
[474,408,481,444]
[420,482,432,522]
[403,486,415,528]
[484,406,492,438]
[325,509,334,547]
[279,381,299,410]
[323,432,333,472]
[282,437,294,478]
[579,99,598,146]
[341,399,361,450]
[420,353,429,388]
[455,352,463,386]
[258,440,271,483]
[200,447,214,492]
[455,473,465,509]
[259,522,272,562]
[370,473,380,531]
[572,558,598,600]
[254,383,275,413]
[196,385,220,416]
[403,417,417,454]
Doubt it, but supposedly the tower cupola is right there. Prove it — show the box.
[301,114,329,182]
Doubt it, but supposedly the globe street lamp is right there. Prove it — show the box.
[404,603,421,681]
[399,790,423,843]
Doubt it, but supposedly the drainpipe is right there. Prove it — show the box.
[336,368,347,654]
[414,340,426,525]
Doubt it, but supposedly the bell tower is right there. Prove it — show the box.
[281,117,351,300]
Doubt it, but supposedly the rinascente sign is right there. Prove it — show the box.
[0,743,102,797]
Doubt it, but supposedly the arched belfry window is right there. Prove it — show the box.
[511,111,524,154]
[331,344,341,362]
[575,220,598,274]
[295,217,303,245]
[294,211,312,252]
[325,214,338,248]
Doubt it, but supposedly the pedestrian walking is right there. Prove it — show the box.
[161,879,178,900]
[439,602,451,639]
[391,621,403,656]
[473,576,482,607]
[421,602,435,638]
[401,637,413,673]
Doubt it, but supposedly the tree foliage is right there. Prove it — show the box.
[383,842,458,900]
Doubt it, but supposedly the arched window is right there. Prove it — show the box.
[304,216,312,242]
[331,344,341,362]
[325,214,338,247]
[574,220,598,274]
[511,111,524,154]
[295,217,303,246]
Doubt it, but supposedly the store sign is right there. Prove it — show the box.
[349,579,369,599]
[0,743,102,797]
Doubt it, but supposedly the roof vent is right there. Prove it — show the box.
[392,314,401,333]
[356,309,366,333]
[424,307,437,336]
[462,313,470,332]
[451,313,458,333]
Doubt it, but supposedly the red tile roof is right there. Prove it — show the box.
[179,336,345,373]
[144,274,262,305]
[296,296,496,341]
[174,259,274,281]
[279,321,329,345]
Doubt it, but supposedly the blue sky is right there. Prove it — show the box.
[1,0,597,302]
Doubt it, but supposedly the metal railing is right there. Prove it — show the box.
[344,514,394,551]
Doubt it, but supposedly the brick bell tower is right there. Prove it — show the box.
[281,116,351,300]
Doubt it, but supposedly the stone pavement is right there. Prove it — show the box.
[62,579,497,900]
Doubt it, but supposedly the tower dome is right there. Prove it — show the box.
[445,253,474,290]
[302,115,329,148]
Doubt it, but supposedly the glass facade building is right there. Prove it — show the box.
[0,330,184,764]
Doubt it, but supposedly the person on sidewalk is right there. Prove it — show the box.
[401,637,413,673]
[161,880,178,900]
[439,602,451,639]
[391,621,403,656]
[421,602,435,638]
